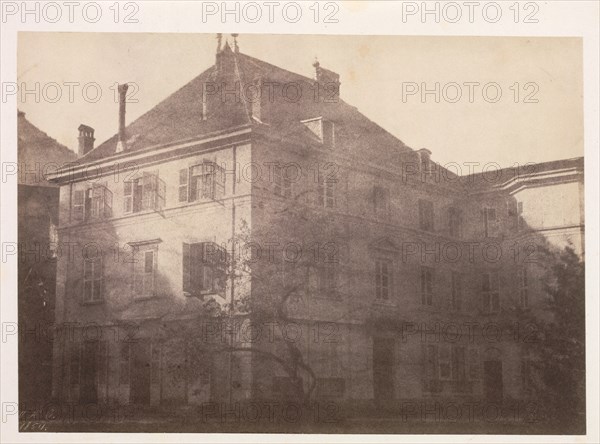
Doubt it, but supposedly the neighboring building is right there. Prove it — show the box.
[18,110,77,405]
[47,38,584,410]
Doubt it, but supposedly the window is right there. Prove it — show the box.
[124,172,166,214]
[72,184,113,223]
[83,255,103,303]
[425,345,439,379]
[448,207,462,238]
[178,168,189,202]
[183,242,227,297]
[424,344,442,393]
[483,207,497,238]
[316,378,345,398]
[70,343,80,386]
[451,346,467,382]
[421,266,433,306]
[418,199,434,231]
[518,266,529,308]
[451,271,462,311]
[482,272,500,313]
[133,246,157,299]
[375,258,393,300]
[317,252,337,295]
[301,117,335,148]
[318,173,337,209]
[439,345,451,380]
[188,161,225,202]
[521,359,534,395]
[425,345,470,385]
[272,376,298,399]
[373,186,390,219]
[119,343,130,385]
[322,120,335,148]
[517,201,525,230]
[468,348,480,380]
[273,164,292,198]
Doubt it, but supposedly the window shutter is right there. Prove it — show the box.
[73,190,85,222]
[183,243,191,294]
[91,185,103,219]
[157,177,166,210]
[191,243,204,293]
[189,167,197,202]
[123,181,132,213]
[104,186,113,218]
[179,169,189,202]
[215,164,225,199]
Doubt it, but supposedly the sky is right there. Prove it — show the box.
[17,33,583,170]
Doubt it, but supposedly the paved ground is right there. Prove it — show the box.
[19,416,580,434]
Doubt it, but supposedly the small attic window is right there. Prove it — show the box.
[301,117,335,148]
[322,120,335,148]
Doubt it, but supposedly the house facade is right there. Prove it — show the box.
[18,111,78,406]
[47,39,584,410]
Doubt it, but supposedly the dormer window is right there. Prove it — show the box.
[301,117,335,148]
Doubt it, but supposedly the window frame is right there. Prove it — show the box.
[483,207,498,238]
[518,266,529,308]
[448,207,463,238]
[182,242,227,297]
[418,199,434,232]
[375,258,393,301]
[72,183,113,223]
[132,245,157,299]
[420,266,434,306]
[451,271,462,311]
[124,172,166,214]
[373,185,390,219]
[83,255,104,304]
[273,163,292,198]
[188,161,225,203]
[481,271,500,313]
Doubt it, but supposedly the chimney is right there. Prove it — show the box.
[417,148,432,173]
[116,83,128,153]
[216,40,235,75]
[77,124,95,156]
[313,60,340,101]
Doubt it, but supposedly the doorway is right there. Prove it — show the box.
[372,337,395,402]
[130,341,152,404]
[484,360,503,402]
[79,341,98,403]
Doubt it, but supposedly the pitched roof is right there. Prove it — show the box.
[461,156,584,191]
[18,111,77,186]
[78,48,412,165]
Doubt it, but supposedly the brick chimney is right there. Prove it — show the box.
[77,124,95,156]
[116,83,128,153]
[313,60,340,101]
[216,40,235,75]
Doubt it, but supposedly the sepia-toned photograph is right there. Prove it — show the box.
[14,30,586,435]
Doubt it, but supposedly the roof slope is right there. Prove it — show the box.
[462,156,584,190]
[80,48,411,165]
[18,111,77,186]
